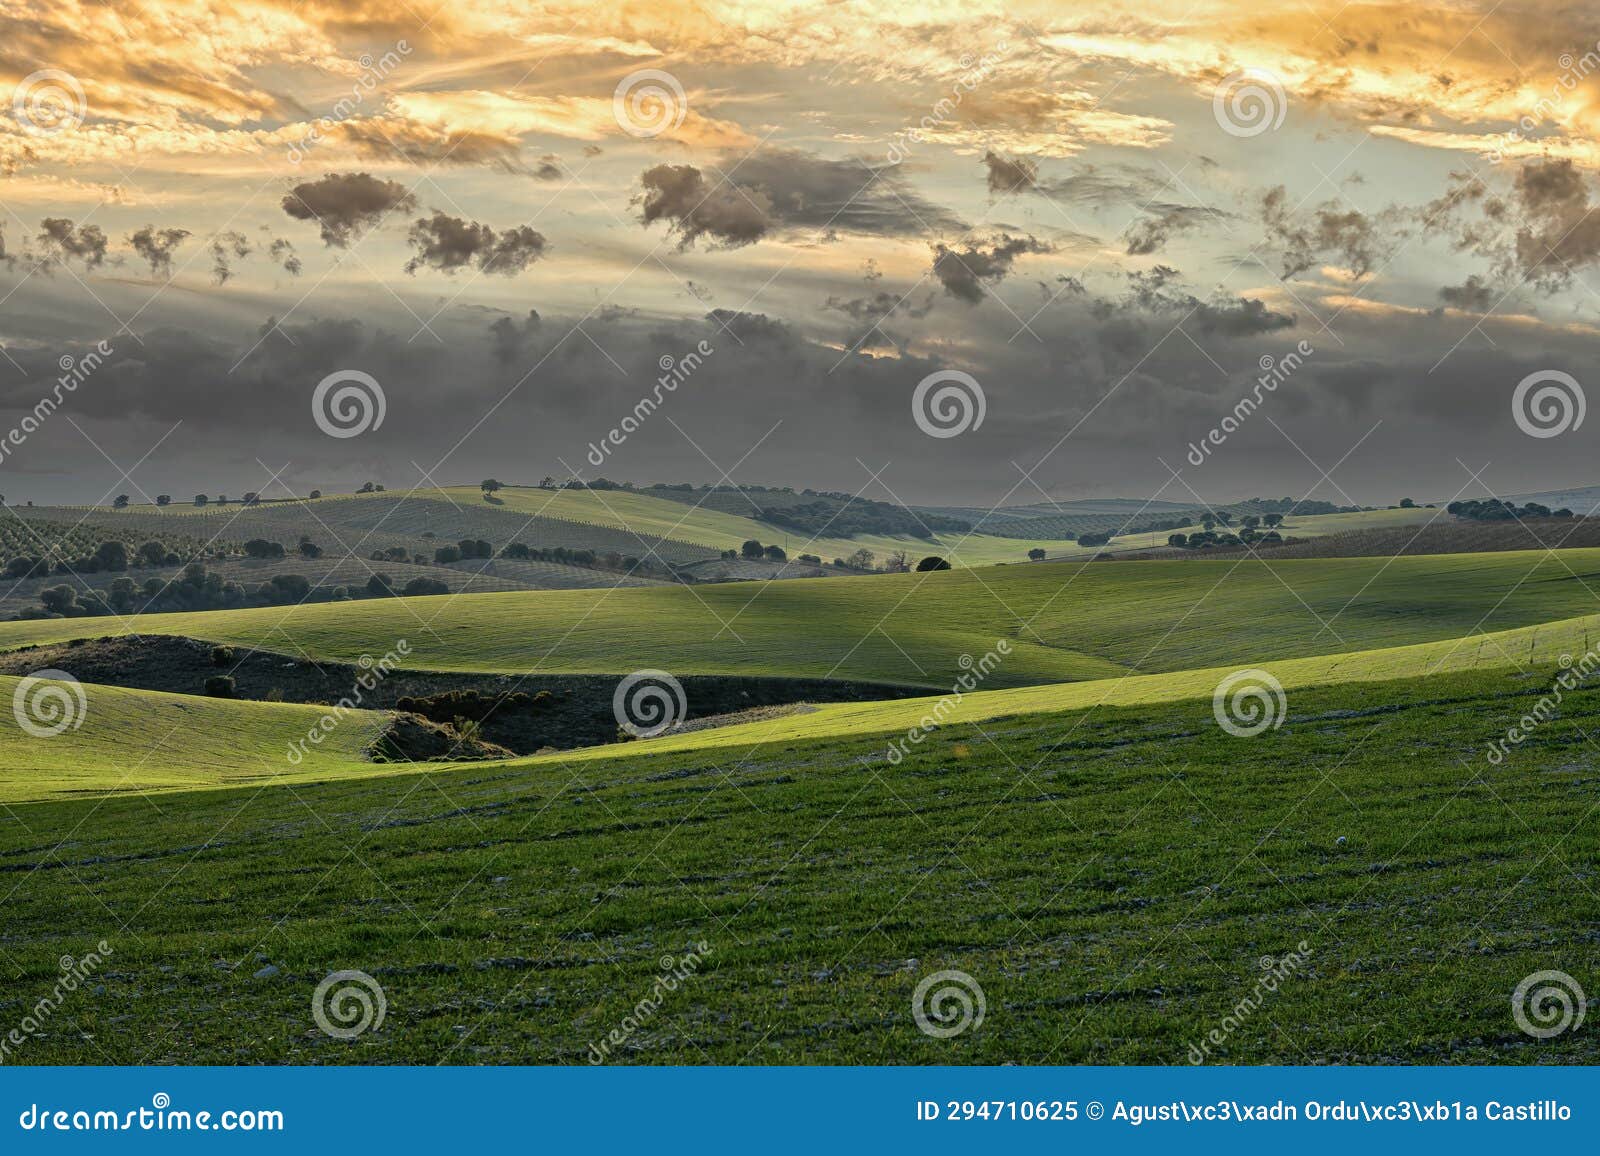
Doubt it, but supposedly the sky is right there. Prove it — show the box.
[3,0,1600,509]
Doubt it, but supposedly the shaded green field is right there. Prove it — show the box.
[1,664,1595,1063]
[3,550,1600,690]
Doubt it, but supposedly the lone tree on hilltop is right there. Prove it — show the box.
[113,494,129,508]
[480,479,502,494]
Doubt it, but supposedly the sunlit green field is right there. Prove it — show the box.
[3,542,1597,1065]
[1,663,1595,1063]
[3,549,1599,689]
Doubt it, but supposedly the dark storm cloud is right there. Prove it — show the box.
[489,309,541,364]
[128,225,191,276]
[635,149,965,250]
[1510,159,1600,292]
[403,212,548,275]
[209,231,251,285]
[36,218,108,268]
[931,234,1052,303]
[281,172,417,247]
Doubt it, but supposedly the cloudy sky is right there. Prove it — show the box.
[3,0,1600,508]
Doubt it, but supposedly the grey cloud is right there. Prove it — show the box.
[36,218,108,269]
[209,231,251,285]
[636,149,965,250]
[931,234,1052,304]
[403,212,549,276]
[1125,205,1214,256]
[489,309,541,365]
[127,225,191,277]
[281,172,417,247]
[982,150,1037,195]
[267,237,302,276]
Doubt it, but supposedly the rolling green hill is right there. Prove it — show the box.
[2,550,1598,690]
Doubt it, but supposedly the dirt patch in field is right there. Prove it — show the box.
[0,635,924,757]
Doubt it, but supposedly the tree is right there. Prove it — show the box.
[113,494,130,508]
[915,555,952,572]
[94,541,129,571]
[309,489,322,499]
[884,549,909,573]
[1399,497,1416,508]
[1240,514,1260,529]
[366,573,395,597]
[763,544,787,561]
[1201,517,1216,531]
[401,577,450,596]
[1263,513,1282,527]
[137,540,166,567]
[1028,548,1047,561]
[156,494,171,506]
[740,539,764,559]
[480,479,502,494]
[434,545,462,564]
[845,547,875,571]
[40,584,78,615]
[243,539,285,559]
[297,538,323,559]
[358,481,375,494]
[1168,533,1188,548]
[502,543,531,559]
[242,492,259,505]
[193,494,207,507]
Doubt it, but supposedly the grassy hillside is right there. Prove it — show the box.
[1,661,1594,1063]
[0,675,384,801]
[4,602,1595,802]
[3,550,1599,689]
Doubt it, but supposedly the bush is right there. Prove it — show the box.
[211,645,234,666]
[243,539,285,559]
[1028,548,1047,561]
[366,573,395,597]
[434,545,462,564]
[915,556,952,572]
[204,675,235,698]
[740,539,764,559]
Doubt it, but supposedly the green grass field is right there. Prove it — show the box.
[1,662,1595,1063]
[3,549,1599,689]
[3,543,1598,1064]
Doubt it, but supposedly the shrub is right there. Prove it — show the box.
[1028,548,1047,561]
[211,645,234,666]
[243,539,285,559]
[434,545,462,564]
[740,539,764,559]
[204,675,235,698]
[366,573,395,597]
[915,556,952,572]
